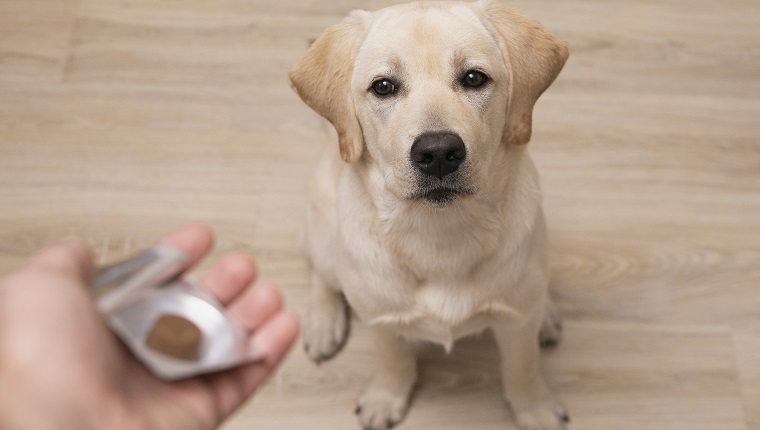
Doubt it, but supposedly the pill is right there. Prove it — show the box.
[145,314,202,361]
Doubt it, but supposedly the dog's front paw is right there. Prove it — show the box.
[303,293,350,363]
[512,397,570,430]
[355,384,412,430]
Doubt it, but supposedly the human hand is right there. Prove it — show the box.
[0,224,300,430]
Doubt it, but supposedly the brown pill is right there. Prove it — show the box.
[145,314,202,361]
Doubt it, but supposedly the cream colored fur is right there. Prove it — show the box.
[289,1,569,429]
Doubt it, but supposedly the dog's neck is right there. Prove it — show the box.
[343,147,543,278]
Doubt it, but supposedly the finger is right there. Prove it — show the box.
[198,254,257,305]
[240,312,300,392]
[228,283,283,332]
[200,313,299,421]
[158,223,214,267]
[25,238,95,282]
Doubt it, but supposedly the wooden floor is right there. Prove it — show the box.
[1,0,759,429]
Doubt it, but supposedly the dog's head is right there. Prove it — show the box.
[289,0,568,207]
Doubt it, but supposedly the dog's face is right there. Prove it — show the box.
[351,4,508,206]
[290,0,568,207]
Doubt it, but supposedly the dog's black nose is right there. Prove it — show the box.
[410,132,466,179]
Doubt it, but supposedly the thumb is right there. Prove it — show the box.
[25,238,95,283]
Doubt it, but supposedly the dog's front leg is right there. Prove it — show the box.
[492,316,569,430]
[303,272,350,363]
[356,327,417,430]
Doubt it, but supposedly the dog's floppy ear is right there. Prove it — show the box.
[289,11,371,163]
[478,0,568,145]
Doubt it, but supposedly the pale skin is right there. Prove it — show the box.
[0,224,300,430]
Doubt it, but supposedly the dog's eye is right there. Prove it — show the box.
[370,79,397,96]
[461,70,489,88]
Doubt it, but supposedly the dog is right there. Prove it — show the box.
[289,1,569,429]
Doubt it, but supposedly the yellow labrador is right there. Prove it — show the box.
[289,1,568,429]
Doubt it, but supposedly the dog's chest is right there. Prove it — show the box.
[336,184,533,349]
[418,283,473,324]
[365,280,519,351]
